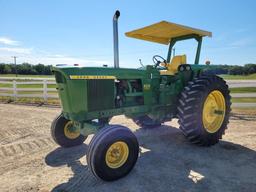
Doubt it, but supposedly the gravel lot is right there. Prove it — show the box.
[0,103,255,192]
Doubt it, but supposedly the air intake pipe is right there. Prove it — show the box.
[113,10,120,68]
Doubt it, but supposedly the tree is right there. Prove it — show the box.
[244,64,256,74]
[0,62,254,76]
[44,65,52,75]
[3,65,12,74]
[228,66,244,75]
[35,64,45,75]
[0,64,5,74]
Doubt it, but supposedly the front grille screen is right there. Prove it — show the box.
[87,80,115,111]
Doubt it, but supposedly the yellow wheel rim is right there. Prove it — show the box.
[64,121,80,139]
[105,141,129,169]
[202,90,226,133]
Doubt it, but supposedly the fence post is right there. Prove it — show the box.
[43,79,48,103]
[13,80,17,101]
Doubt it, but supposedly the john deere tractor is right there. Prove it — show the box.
[51,11,231,181]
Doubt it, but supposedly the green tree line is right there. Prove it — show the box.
[0,63,256,76]
[0,63,52,75]
[205,63,256,75]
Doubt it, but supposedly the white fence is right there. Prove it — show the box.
[0,77,58,102]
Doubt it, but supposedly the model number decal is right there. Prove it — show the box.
[70,75,116,80]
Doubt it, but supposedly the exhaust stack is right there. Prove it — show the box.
[113,10,120,68]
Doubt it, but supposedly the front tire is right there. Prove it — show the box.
[87,125,139,181]
[177,75,231,146]
[51,114,87,148]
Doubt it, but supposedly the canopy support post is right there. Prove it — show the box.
[195,36,202,64]
[167,40,175,63]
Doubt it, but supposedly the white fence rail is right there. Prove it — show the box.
[226,80,256,88]
[0,78,58,102]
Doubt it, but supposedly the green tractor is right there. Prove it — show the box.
[51,11,231,181]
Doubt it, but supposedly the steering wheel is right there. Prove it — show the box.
[152,55,167,67]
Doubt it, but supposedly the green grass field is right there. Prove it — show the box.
[219,73,256,80]
[0,96,60,105]
[231,97,256,103]
[0,83,56,88]
[229,87,256,93]
[0,74,54,78]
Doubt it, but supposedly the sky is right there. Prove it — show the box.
[0,0,255,68]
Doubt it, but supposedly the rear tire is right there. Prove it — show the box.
[51,114,87,148]
[177,75,231,146]
[87,125,139,181]
[132,115,161,128]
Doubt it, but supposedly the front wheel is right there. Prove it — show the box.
[177,75,231,146]
[51,114,87,148]
[87,125,139,181]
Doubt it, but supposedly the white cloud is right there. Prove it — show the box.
[0,47,32,54]
[50,54,67,58]
[0,37,109,65]
[0,37,19,46]
[25,55,109,66]
[0,51,109,66]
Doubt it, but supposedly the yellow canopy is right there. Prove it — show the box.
[125,21,212,45]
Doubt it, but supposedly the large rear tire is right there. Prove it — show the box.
[87,125,139,181]
[177,75,231,146]
[51,114,87,148]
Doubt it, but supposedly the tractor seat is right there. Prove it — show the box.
[160,55,187,75]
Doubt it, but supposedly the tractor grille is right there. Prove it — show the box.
[87,80,115,111]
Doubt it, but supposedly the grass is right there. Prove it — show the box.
[0,74,54,78]
[220,73,256,80]
[229,87,256,93]
[0,83,56,88]
[231,97,256,103]
[0,96,60,105]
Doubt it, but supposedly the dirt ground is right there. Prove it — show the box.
[0,104,255,192]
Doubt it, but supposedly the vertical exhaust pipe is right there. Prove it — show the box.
[113,10,120,68]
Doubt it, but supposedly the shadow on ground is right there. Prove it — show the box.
[45,125,256,192]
